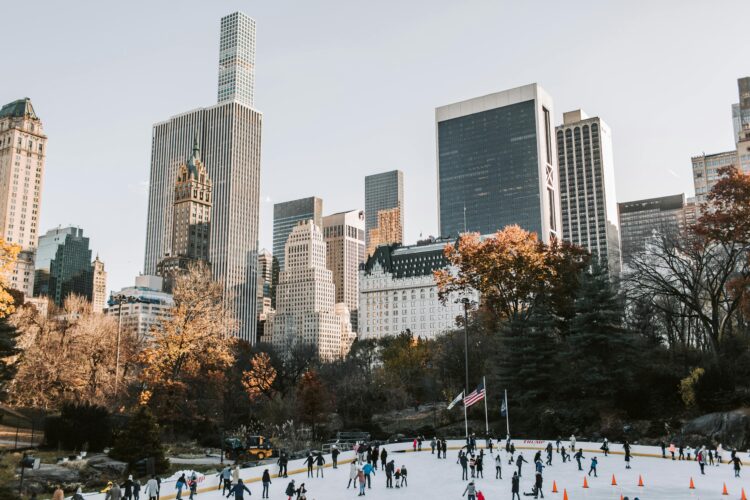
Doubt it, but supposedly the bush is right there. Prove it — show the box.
[110,406,169,474]
[44,403,112,452]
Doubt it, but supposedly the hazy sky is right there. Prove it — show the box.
[4,0,749,293]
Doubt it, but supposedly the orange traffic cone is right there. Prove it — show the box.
[552,480,558,493]
[583,476,589,488]
[619,495,623,500]
[722,483,729,496]
[689,477,695,489]
[741,487,747,500]
[611,474,617,486]
[637,475,644,487]
[563,489,569,500]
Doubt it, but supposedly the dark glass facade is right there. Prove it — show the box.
[47,230,94,306]
[438,100,542,238]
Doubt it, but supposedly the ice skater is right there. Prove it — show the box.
[495,453,503,479]
[511,472,521,500]
[517,452,528,477]
[588,456,598,477]
[574,449,585,471]
[732,455,742,478]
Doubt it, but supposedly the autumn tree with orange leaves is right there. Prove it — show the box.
[435,225,588,326]
[139,262,236,425]
[242,352,277,401]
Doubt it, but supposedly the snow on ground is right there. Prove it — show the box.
[78,440,749,500]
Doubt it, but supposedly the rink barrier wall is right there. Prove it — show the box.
[152,443,669,500]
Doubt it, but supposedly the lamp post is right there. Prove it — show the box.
[108,293,143,396]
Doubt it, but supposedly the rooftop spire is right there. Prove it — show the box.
[192,134,201,162]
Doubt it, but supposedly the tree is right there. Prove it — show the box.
[10,295,138,409]
[0,238,21,319]
[296,370,330,440]
[0,290,23,401]
[242,352,277,401]
[139,262,236,424]
[110,406,169,474]
[563,266,636,405]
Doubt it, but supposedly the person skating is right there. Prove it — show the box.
[315,452,326,478]
[218,466,232,495]
[470,454,477,478]
[560,445,568,463]
[556,437,561,453]
[348,460,360,489]
[659,441,666,458]
[385,460,395,488]
[122,475,135,500]
[462,480,477,500]
[668,443,676,460]
[304,453,314,478]
[277,452,289,478]
[418,435,424,451]
[357,468,367,496]
[363,460,375,488]
[394,467,401,489]
[332,445,340,469]
[487,436,494,454]
[545,443,553,465]
[175,474,188,500]
[380,448,388,470]
[431,437,437,455]
[508,443,516,465]
[511,472,521,500]
[624,441,632,469]
[442,439,448,459]
[372,445,379,469]
[570,434,576,452]
[523,471,544,499]
[294,483,307,500]
[697,448,706,475]
[400,464,408,487]
[459,451,469,480]
[188,472,198,500]
[717,444,724,464]
[588,456,598,477]
[533,450,542,465]
[574,449,585,471]
[72,487,85,500]
[732,455,743,477]
[144,476,160,500]
[105,484,123,500]
[678,444,685,460]
[261,469,271,499]
[709,448,715,466]
[601,438,609,457]
[476,455,484,478]
[285,480,296,500]
[495,453,503,479]
[413,438,418,452]
[686,446,693,460]
[226,479,251,500]
[516,452,528,477]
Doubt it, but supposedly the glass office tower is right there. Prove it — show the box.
[435,83,561,242]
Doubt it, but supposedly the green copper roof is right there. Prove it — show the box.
[0,98,38,119]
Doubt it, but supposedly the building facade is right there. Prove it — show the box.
[359,238,475,340]
[556,110,621,275]
[34,226,80,297]
[618,194,686,264]
[436,83,561,243]
[264,220,355,360]
[106,275,174,340]
[364,170,403,255]
[272,197,323,273]
[91,255,107,313]
[143,12,262,342]
[691,150,737,204]
[322,210,365,331]
[257,248,273,314]
[47,227,94,306]
[0,98,47,297]
[217,12,256,109]
[732,77,750,145]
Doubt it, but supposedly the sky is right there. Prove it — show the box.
[4,0,749,294]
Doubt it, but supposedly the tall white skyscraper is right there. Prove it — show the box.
[217,12,256,108]
[557,110,621,276]
[0,98,47,297]
[144,12,262,342]
[322,210,365,332]
[265,220,355,360]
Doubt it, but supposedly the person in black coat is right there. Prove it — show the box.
[331,446,340,469]
[261,469,272,499]
[304,453,314,477]
[516,453,528,477]
[511,471,521,500]
[441,439,447,459]
[380,448,388,470]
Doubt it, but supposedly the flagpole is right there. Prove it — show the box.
[463,397,468,438]
[483,376,489,436]
[504,389,510,437]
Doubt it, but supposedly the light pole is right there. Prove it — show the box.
[108,293,141,396]
[461,297,472,438]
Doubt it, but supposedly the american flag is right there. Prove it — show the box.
[463,381,485,408]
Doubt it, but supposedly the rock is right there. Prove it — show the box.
[681,408,750,449]
[86,454,128,475]
[372,403,449,435]
[22,463,82,484]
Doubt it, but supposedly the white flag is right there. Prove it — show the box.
[447,391,464,410]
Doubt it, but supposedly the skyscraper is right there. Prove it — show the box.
[436,83,561,242]
[0,98,47,297]
[217,12,256,109]
[364,170,403,255]
[144,12,262,342]
[34,226,81,297]
[47,228,93,307]
[272,197,323,273]
[618,194,686,264]
[91,255,107,313]
[265,220,355,360]
[691,150,737,204]
[257,248,273,315]
[322,210,365,331]
[732,77,750,145]
[156,137,212,287]
[557,110,621,275]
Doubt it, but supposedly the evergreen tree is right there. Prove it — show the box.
[494,299,559,408]
[0,290,23,401]
[563,265,636,405]
[110,406,169,474]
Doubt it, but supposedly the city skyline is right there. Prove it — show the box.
[3,1,749,294]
